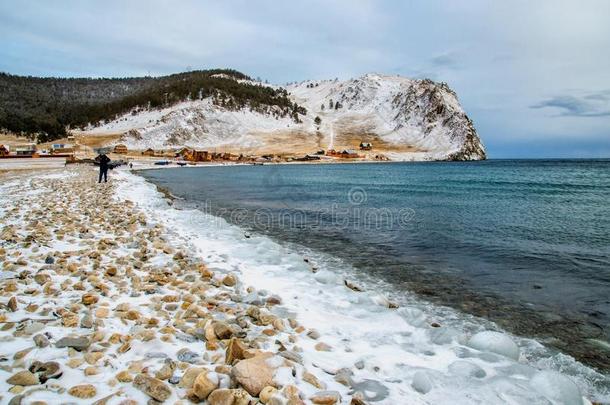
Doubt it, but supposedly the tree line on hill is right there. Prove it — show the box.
[0,69,306,143]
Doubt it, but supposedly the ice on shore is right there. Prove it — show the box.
[467,331,521,361]
[531,371,584,405]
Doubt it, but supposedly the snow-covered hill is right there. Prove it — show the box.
[83,74,486,161]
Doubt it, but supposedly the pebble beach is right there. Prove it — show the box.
[0,166,607,405]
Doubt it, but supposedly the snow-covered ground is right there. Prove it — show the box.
[117,169,610,404]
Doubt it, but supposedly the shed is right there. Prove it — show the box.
[359,142,373,151]
[142,148,155,156]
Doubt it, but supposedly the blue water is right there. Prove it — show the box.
[141,159,610,370]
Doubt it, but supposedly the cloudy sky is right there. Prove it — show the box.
[1,0,609,158]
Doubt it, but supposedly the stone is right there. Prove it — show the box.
[33,334,50,348]
[7,370,39,386]
[177,348,199,364]
[315,342,332,352]
[8,296,18,312]
[213,321,233,340]
[68,384,97,399]
[310,391,341,405]
[192,370,219,400]
[411,371,434,394]
[117,370,134,382]
[179,367,206,389]
[67,358,85,368]
[82,292,99,306]
[14,347,33,360]
[260,386,280,404]
[207,388,251,405]
[133,373,172,402]
[307,330,320,340]
[222,274,237,287]
[29,361,62,383]
[95,307,109,318]
[85,366,99,376]
[56,336,90,351]
[81,314,94,329]
[231,354,276,396]
[225,337,247,365]
[34,272,51,285]
[303,371,325,389]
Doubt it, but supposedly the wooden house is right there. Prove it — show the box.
[359,142,373,151]
[142,148,155,156]
[113,144,128,154]
[0,144,9,157]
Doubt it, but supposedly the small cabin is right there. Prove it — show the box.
[0,144,9,157]
[113,144,128,154]
[192,150,210,162]
[142,148,155,156]
[359,142,373,151]
[14,144,37,156]
[51,143,74,154]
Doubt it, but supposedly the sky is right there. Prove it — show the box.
[1,0,609,158]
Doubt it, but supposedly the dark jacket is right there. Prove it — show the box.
[98,154,111,169]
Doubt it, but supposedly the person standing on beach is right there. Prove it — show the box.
[97,153,111,183]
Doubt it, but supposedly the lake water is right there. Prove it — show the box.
[141,159,610,371]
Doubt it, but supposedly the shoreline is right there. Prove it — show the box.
[0,166,607,404]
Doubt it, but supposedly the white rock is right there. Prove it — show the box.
[313,271,337,285]
[411,371,434,394]
[531,371,583,405]
[467,331,520,361]
[448,360,486,378]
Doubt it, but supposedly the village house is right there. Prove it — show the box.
[113,144,128,154]
[51,143,75,154]
[142,148,155,156]
[359,142,373,151]
[14,143,37,156]
[192,150,211,162]
[340,149,361,158]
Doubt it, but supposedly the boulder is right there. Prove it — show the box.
[231,353,276,396]
[178,367,206,389]
[7,370,39,386]
[56,336,90,351]
[225,337,247,365]
[192,370,218,400]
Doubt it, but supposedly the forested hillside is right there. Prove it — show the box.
[0,69,306,142]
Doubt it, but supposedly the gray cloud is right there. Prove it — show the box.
[531,92,610,117]
[430,53,459,69]
[1,0,610,157]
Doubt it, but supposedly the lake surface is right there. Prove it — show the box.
[141,159,610,370]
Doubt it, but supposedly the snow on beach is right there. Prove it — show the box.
[0,166,607,404]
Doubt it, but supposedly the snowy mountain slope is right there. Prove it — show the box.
[288,74,486,160]
[83,73,486,160]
